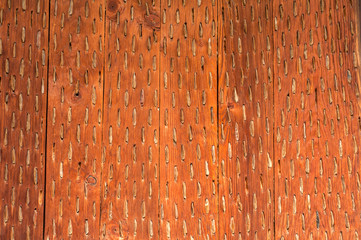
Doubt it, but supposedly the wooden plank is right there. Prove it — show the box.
[1,1,361,239]
[0,0,49,239]
[274,0,361,238]
[159,0,218,238]
[44,0,105,238]
[218,1,274,239]
[100,0,160,238]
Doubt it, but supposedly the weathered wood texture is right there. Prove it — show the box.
[1,0,361,239]
[44,0,104,238]
[218,1,274,239]
[274,0,361,238]
[0,0,48,239]
[159,0,218,239]
[100,0,160,238]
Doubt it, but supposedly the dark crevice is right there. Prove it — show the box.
[42,0,52,238]
[158,1,162,239]
[271,1,276,239]
[98,1,107,237]
[216,0,220,239]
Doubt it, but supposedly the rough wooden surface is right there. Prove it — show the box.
[44,0,104,238]
[1,0,361,239]
[274,0,361,238]
[0,0,48,239]
[218,1,274,239]
[159,0,218,239]
[100,0,160,238]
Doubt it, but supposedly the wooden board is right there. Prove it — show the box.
[44,0,104,238]
[100,0,160,238]
[159,0,218,238]
[274,0,361,238]
[218,1,274,239]
[0,0,361,239]
[0,0,48,239]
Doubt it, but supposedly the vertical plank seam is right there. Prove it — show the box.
[98,0,107,237]
[158,0,162,239]
[43,0,52,238]
[272,1,276,239]
[216,0,220,239]
[356,0,361,99]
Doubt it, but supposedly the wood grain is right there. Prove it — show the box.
[44,0,104,238]
[218,1,274,239]
[274,0,361,238]
[100,0,160,238]
[0,0,48,239]
[0,0,361,239]
[159,0,218,238]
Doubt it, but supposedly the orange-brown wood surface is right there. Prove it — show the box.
[159,1,218,239]
[0,0,48,239]
[218,1,274,239]
[100,0,160,238]
[44,0,104,238]
[274,0,361,238]
[1,0,361,239]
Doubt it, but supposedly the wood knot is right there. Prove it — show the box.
[107,0,118,12]
[107,0,124,20]
[85,175,97,186]
[144,12,160,31]
[227,102,234,109]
